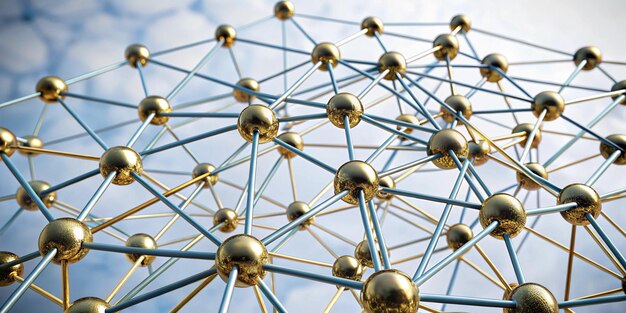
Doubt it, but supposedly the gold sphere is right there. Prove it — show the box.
[215,234,268,287]
[395,114,419,137]
[0,127,17,157]
[558,183,601,225]
[286,201,314,228]
[354,240,387,268]
[427,129,469,169]
[274,1,295,20]
[531,91,564,121]
[361,269,420,313]
[574,46,602,71]
[36,76,67,103]
[99,146,143,185]
[125,44,150,68]
[480,53,509,82]
[137,96,171,125]
[468,140,490,166]
[65,297,110,313]
[610,80,626,105]
[334,160,379,205]
[378,52,406,80]
[376,176,395,200]
[18,135,44,156]
[332,255,364,285]
[327,92,364,129]
[433,34,460,61]
[0,251,23,286]
[38,218,93,264]
[237,105,279,143]
[479,193,526,239]
[277,132,303,158]
[512,123,542,148]
[311,42,340,71]
[215,24,237,47]
[213,208,238,233]
[446,223,473,251]
[450,15,471,33]
[600,134,626,165]
[361,17,384,37]
[192,162,218,187]
[125,233,157,267]
[516,163,548,191]
[504,283,558,313]
[233,78,260,103]
[16,180,56,211]
[441,95,472,124]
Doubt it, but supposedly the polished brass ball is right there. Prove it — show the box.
[441,95,472,124]
[512,123,542,148]
[504,283,558,313]
[0,127,17,157]
[361,269,420,313]
[395,114,419,138]
[376,176,396,200]
[600,134,626,165]
[531,91,564,121]
[65,297,110,313]
[311,42,340,71]
[18,135,44,156]
[192,162,218,187]
[354,240,387,268]
[125,233,157,266]
[274,1,294,20]
[36,76,67,103]
[446,223,473,251]
[516,163,548,191]
[574,46,602,71]
[277,132,304,158]
[215,234,268,287]
[213,208,238,233]
[237,105,279,143]
[233,78,260,103]
[38,218,93,264]
[99,146,143,185]
[558,183,601,225]
[16,180,56,211]
[125,44,150,68]
[327,92,364,128]
[215,25,237,47]
[502,282,520,300]
[480,193,526,239]
[480,53,509,82]
[361,17,383,37]
[0,251,23,286]
[610,80,626,105]
[468,140,490,166]
[286,201,314,228]
[378,52,406,80]
[334,160,379,205]
[138,96,171,125]
[450,15,471,33]
[433,34,459,61]
[332,255,364,284]
[427,129,469,169]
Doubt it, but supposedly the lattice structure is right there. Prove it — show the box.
[0,1,625,312]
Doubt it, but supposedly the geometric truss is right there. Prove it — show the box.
[0,1,625,312]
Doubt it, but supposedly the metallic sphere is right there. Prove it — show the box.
[480,193,526,239]
[277,132,304,158]
[332,255,364,284]
[468,140,490,166]
[610,80,626,104]
[378,51,406,80]
[215,25,237,47]
[233,78,260,103]
[450,14,471,33]
[427,129,469,169]
[558,183,601,225]
[573,46,602,71]
[0,127,17,157]
[99,146,143,185]
[36,76,67,103]
[504,283,558,313]
[237,104,279,143]
[38,218,93,264]
[125,233,157,266]
[334,160,379,205]
[192,162,219,187]
[311,42,340,71]
[512,123,542,148]
[354,240,387,268]
[446,223,473,251]
[274,1,295,20]
[516,162,548,191]
[137,95,171,125]
[531,91,565,121]
[125,44,150,68]
[361,269,420,313]
[65,297,110,313]
[433,34,460,61]
[376,176,395,200]
[213,208,239,233]
[0,251,23,286]
[215,234,268,287]
[600,134,626,165]
[326,92,364,128]
[395,114,419,138]
[18,135,44,156]
[441,95,472,124]
[286,201,314,228]
[361,17,384,37]
[480,53,509,82]
[16,180,56,211]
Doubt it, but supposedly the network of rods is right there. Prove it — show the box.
[0,1,626,312]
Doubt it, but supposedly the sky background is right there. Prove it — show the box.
[0,0,625,312]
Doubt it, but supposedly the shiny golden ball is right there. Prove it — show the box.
[600,134,626,165]
[125,233,157,266]
[215,25,237,47]
[573,46,602,71]
[361,269,419,313]
[376,176,395,200]
[233,78,260,103]
[332,255,364,283]
[18,135,44,156]
[433,34,460,61]
[36,76,67,103]
[468,140,490,166]
[480,193,526,239]
[38,218,93,264]
[446,223,473,251]
[215,234,268,287]
[311,42,340,71]
[531,91,564,121]
[192,162,219,187]
[138,96,171,125]
[395,114,419,138]
[0,251,23,286]
[274,1,294,20]
[610,80,626,104]
[361,17,383,37]
[558,183,601,225]
[16,180,56,211]
[237,105,279,143]
[65,297,110,313]
[480,53,509,82]
[378,52,406,80]
[0,127,17,157]
[125,44,150,68]
[354,240,387,268]
[213,208,239,233]
[504,283,558,313]
[450,15,471,33]
[427,129,469,169]
[277,132,303,158]
[512,123,542,148]
[286,201,314,228]
[327,92,364,128]
[99,146,143,185]
[516,162,548,191]
[441,95,472,124]
[334,160,379,205]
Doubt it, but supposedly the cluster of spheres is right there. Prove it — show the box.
[1,1,625,312]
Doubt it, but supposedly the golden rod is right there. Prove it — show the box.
[306,227,339,258]
[13,145,100,160]
[564,225,576,301]
[252,285,269,313]
[547,153,600,173]
[599,211,626,237]
[287,157,298,202]
[269,252,333,268]
[459,257,506,290]
[13,275,63,307]
[583,225,626,275]
[61,260,70,309]
[474,244,512,292]
[322,287,344,313]
[106,256,144,303]
[170,273,217,313]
